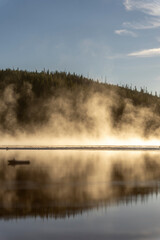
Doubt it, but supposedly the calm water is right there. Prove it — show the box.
[0,150,160,240]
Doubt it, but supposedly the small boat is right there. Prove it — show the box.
[8,158,30,166]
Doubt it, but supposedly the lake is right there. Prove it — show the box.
[0,150,160,240]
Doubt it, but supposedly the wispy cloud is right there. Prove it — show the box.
[128,47,160,57]
[124,0,160,16]
[123,0,160,30]
[115,29,137,37]
[123,17,160,29]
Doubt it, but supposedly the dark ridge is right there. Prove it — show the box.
[0,68,160,137]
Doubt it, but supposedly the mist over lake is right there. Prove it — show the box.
[1,0,160,239]
[0,68,160,240]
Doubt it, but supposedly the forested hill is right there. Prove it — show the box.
[0,69,160,138]
[0,69,159,106]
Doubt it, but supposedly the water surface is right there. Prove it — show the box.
[0,150,160,239]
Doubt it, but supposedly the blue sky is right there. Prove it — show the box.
[0,0,160,92]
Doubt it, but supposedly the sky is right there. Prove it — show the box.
[0,0,160,92]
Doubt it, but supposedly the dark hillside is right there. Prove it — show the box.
[0,69,160,139]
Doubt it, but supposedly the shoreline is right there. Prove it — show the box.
[0,145,160,151]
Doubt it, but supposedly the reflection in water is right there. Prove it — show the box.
[0,151,160,219]
[8,159,30,166]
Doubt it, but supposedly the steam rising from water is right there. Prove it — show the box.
[0,83,160,145]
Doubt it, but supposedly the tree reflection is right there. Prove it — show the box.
[0,151,160,220]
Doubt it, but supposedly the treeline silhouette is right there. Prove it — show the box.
[0,68,160,135]
[0,68,159,102]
